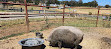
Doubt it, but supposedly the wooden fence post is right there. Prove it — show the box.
[63,4,65,26]
[24,0,29,33]
[96,6,100,27]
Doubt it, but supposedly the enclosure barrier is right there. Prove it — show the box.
[0,0,111,32]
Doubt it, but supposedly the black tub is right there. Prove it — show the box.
[18,38,44,49]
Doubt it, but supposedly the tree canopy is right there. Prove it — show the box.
[1,0,108,7]
[62,0,98,7]
[46,0,60,5]
[105,5,110,8]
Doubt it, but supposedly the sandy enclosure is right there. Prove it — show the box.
[0,27,111,49]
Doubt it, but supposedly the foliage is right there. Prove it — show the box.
[34,0,40,5]
[46,0,60,9]
[78,0,83,6]
[47,0,60,4]
[31,8,33,10]
[46,0,60,7]
[89,12,92,15]
[67,1,78,6]
[105,5,110,8]
[1,0,99,7]
[61,0,98,7]
[83,1,98,7]
[46,1,50,9]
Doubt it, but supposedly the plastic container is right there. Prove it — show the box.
[18,38,44,49]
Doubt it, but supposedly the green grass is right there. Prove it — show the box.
[0,18,45,29]
[0,33,24,40]
[64,19,97,27]
[48,18,104,27]
[0,29,44,40]
[79,28,90,32]
[0,19,25,27]
[0,17,107,28]
[0,17,110,40]
[0,9,6,12]
[30,30,37,32]
[29,18,44,22]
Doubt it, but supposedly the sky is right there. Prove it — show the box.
[58,0,111,6]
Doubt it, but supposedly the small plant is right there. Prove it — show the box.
[105,23,110,28]
[30,30,37,32]
[89,12,92,15]
[32,25,36,27]
[40,29,44,31]
[46,7,49,9]
[31,8,33,10]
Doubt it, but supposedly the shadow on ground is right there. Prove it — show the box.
[50,45,82,49]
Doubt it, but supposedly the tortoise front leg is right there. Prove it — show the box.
[58,41,62,49]
[73,46,77,49]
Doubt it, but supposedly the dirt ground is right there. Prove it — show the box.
[0,27,111,49]
[0,21,46,38]
[0,18,111,49]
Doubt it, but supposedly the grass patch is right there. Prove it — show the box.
[0,18,44,28]
[0,19,25,27]
[29,18,44,22]
[0,9,5,12]
[0,33,24,40]
[0,17,109,40]
[48,18,103,27]
[65,18,104,27]
[30,30,37,32]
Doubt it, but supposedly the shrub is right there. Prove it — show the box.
[31,8,33,10]
[89,12,92,15]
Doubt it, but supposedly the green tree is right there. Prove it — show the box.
[64,0,77,6]
[83,0,98,7]
[35,0,40,5]
[91,0,98,7]
[93,0,98,7]
[105,5,110,8]
[2,0,8,8]
[78,0,83,6]
[46,0,60,4]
